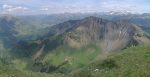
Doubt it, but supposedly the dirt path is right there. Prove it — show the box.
[33,45,45,60]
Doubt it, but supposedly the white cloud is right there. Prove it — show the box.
[2,4,13,9]
[40,7,49,11]
[2,4,29,14]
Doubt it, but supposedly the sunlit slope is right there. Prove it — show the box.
[74,45,150,77]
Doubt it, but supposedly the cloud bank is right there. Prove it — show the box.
[0,0,149,15]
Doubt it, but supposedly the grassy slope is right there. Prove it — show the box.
[0,65,67,77]
[76,45,150,77]
[43,45,100,72]
[0,45,100,77]
[1,45,150,77]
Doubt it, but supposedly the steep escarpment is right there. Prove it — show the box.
[64,17,149,51]
[12,16,150,58]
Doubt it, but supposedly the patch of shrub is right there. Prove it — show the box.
[100,59,117,69]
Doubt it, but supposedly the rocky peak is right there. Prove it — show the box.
[64,17,149,51]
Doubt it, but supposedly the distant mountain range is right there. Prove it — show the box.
[0,13,150,49]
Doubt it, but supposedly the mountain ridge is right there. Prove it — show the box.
[63,16,149,51]
[11,16,150,59]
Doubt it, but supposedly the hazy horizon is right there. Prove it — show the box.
[0,0,150,15]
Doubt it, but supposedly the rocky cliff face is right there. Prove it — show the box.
[64,17,149,51]
[12,16,150,57]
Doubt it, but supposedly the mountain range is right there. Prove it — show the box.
[0,13,150,77]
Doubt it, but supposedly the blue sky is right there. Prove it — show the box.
[0,0,150,15]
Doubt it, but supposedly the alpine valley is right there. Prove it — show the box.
[1,12,150,77]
